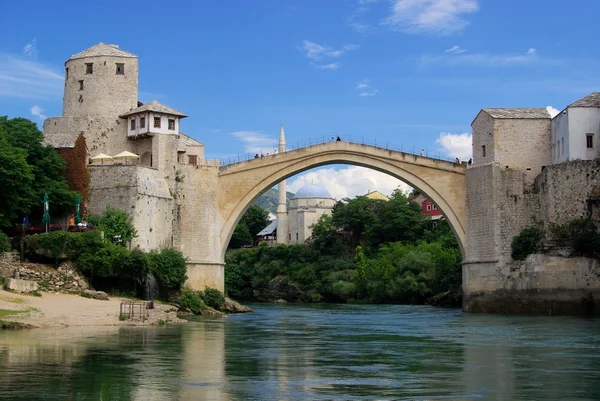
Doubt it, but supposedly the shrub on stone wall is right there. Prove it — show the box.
[148,248,187,292]
[511,226,544,260]
[0,232,10,252]
[87,206,137,245]
[550,219,600,258]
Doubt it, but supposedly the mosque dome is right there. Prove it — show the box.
[294,184,332,199]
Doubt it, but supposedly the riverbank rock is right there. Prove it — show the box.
[81,290,109,301]
[221,297,253,313]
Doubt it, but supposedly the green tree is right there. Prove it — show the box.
[242,205,270,236]
[0,117,77,225]
[87,206,137,245]
[148,248,188,292]
[229,205,269,248]
[0,133,34,227]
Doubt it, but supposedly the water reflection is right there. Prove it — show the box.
[0,305,599,400]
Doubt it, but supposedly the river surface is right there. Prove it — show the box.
[1,304,600,400]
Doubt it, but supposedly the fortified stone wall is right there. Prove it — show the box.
[494,119,551,184]
[465,159,600,314]
[88,165,175,251]
[465,254,600,315]
[535,159,600,227]
[176,164,224,291]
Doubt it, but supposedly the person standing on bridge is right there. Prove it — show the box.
[336,136,341,142]
[420,149,424,156]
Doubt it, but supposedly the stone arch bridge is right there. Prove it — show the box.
[177,141,466,292]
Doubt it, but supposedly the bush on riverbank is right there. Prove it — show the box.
[23,230,187,298]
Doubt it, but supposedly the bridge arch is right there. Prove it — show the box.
[218,142,466,260]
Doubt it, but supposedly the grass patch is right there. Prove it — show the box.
[0,307,38,317]
[0,295,25,304]
[0,320,35,330]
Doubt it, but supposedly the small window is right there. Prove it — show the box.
[561,138,564,155]
[154,117,161,128]
[116,63,124,75]
[130,119,136,130]
[85,63,93,74]
[65,68,69,79]
[482,145,486,158]
[289,233,291,241]
[427,204,432,211]
[188,155,197,165]
[168,119,175,130]
[296,233,299,241]
[78,80,84,90]
[586,133,594,149]
[432,204,437,210]
[140,116,145,129]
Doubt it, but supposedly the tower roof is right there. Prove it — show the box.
[119,100,188,118]
[568,92,600,108]
[294,184,332,199]
[68,43,137,61]
[481,108,550,119]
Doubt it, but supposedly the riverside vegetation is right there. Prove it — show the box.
[225,190,462,306]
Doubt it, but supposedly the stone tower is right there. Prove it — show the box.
[276,122,289,244]
[45,43,139,157]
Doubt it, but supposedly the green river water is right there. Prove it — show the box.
[0,304,599,400]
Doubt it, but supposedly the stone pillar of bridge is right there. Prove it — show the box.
[276,121,289,244]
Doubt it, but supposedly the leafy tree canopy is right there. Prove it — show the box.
[229,205,270,249]
[87,206,138,245]
[0,116,77,228]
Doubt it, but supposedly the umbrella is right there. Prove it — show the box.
[113,151,140,165]
[90,153,113,165]
[42,194,50,233]
[75,195,81,225]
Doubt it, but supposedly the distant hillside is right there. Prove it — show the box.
[254,188,294,214]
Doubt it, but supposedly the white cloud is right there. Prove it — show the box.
[23,38,38,58]
[356,79,377,96]
[419,47,554,68]
[317,63,339,70]
[356,80,370,89]
[435,132,472,159]
[230,131,277,154]
[360,89,378,97]
[0,53,63,99]
[527,48,536,55]
[30,105,47,120]
[301,40,359,60]
[384,0,479,35]
[546,105,560,118]
[287,166,410,200]
[300,40,359,70]
[445,45,467,54]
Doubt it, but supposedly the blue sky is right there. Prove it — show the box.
[2,0,600,198]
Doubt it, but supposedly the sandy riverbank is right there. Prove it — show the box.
[0,289,186,328]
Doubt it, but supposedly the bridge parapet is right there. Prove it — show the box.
[219,135,463,167]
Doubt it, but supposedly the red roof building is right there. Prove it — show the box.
[410,194,443,220]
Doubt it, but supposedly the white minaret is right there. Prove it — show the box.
[276,121,289,244]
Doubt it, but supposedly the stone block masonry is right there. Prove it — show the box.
[464,160,600,315]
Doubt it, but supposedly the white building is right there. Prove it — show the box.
[287,184,336,244]
[552,92,600,164]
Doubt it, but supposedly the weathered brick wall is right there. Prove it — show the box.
[88,165,138,216]
[495,119,551,184]
[536,159,600,228]
[465,164,497,262]
[471,111,494,166]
